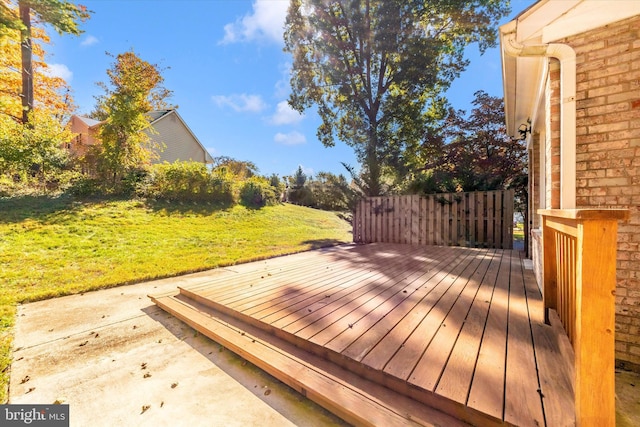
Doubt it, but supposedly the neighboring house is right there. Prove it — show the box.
[68,109,213,165]
[499,0,640,370]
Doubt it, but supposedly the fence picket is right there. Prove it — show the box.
[487,192,495,248]
[494,192,502,248]
[353,190,514,249]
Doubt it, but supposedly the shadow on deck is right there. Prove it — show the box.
[151,243,574,426]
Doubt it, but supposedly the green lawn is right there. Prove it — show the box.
[0,196,352,402]
[514,224,524,242]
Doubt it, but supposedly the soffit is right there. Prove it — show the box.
[501,0,640,137]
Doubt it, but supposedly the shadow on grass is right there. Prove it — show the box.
[0,194,238,223]
[0,194,80,224]
[144,199,234,216]
[301,238,353,250]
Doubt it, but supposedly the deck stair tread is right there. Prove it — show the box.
[151,293,469,427]
[150,244,575,427]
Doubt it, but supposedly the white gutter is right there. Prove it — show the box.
[502,28,576,209]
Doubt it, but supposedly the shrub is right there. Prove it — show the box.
[239,176,279,208]
[308,172,354,211]
[138,161,235,205]
[67,176,105,198]
[121,168,148,195]
[287,185,316,206]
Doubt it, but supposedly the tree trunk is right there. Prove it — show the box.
[366,124,381,196]
[19,2,33,124]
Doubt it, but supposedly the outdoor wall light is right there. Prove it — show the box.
[518,119,531,140]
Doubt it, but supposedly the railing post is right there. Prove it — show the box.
[541,214,557,324]
[574,216,619,427]
[538,209,629,427]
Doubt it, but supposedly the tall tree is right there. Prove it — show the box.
[94,50,173,183]
[284,0,509,195]
[291,165,307,189]
[211,156,258,179]
[0,0,89,123]
[0,21,75,121]
[414,90,527,193]
[308,171,354,211]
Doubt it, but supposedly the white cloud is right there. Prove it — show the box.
[212,94,267,113]
[43,63,73,82]
[271,101,304,125]
[274,131,306,146]
[81,35,99,46]
[220,0,289,44]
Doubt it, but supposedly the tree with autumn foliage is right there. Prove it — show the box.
[92,50,173,184]
[0,1,82,122]
[284,0,509,196]
[405,91,527,194]
[0,1,86,192]
[0,0,89,123]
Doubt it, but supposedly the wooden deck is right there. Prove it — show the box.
[151,243,575,426]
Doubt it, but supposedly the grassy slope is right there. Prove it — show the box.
[0,196,352,402]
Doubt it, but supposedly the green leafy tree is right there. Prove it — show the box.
[0,0,90,123]
[284,0,509,196]
[93,50,173,184]
[408,90,527,194]
[308,171,354,211]
[239,176,279,208]
[287,166,313,205]
[291,165,306,189]
[0,110,72,185]
[211,156,258,180]
[268,173,285,201]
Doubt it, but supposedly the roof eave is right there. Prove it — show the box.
[501,0,640,138]
[500,21,547,139]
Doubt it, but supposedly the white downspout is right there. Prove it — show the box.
[503,31,576,209]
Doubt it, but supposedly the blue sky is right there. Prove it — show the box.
[46,0,531,179]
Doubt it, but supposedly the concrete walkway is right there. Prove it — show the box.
[8,259,640,426]
[9,267,348,427]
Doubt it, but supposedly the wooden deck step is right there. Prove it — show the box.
[150,244,575,427]
[150,293,470,427]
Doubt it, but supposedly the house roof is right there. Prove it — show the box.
[499,0,640,138]
[72,109,214,164]
[148,109,214,163]
[146,110,172,122]
[75,115,102,129]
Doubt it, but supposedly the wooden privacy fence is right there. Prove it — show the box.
[539,209,629,426]
[353,190,514,249]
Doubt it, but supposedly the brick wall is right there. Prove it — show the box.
[548,60,562,209]
[531,133,541,230]
[554,15,640,370]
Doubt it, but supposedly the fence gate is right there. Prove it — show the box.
[353,190,514,249]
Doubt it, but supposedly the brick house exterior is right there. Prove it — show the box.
[500,1,640,370]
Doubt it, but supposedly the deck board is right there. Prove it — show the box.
[340,247,466,362]
[152,243,575,427]
[409,249,496,391]
[300,247,454,343]
[504,250,545,426]
[324,247,461,354]
[358,248,475,369]
[465,247,511,421]
[434,249,502,405]
[381,249,487,381]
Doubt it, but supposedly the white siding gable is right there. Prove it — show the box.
[145,110,213,164]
